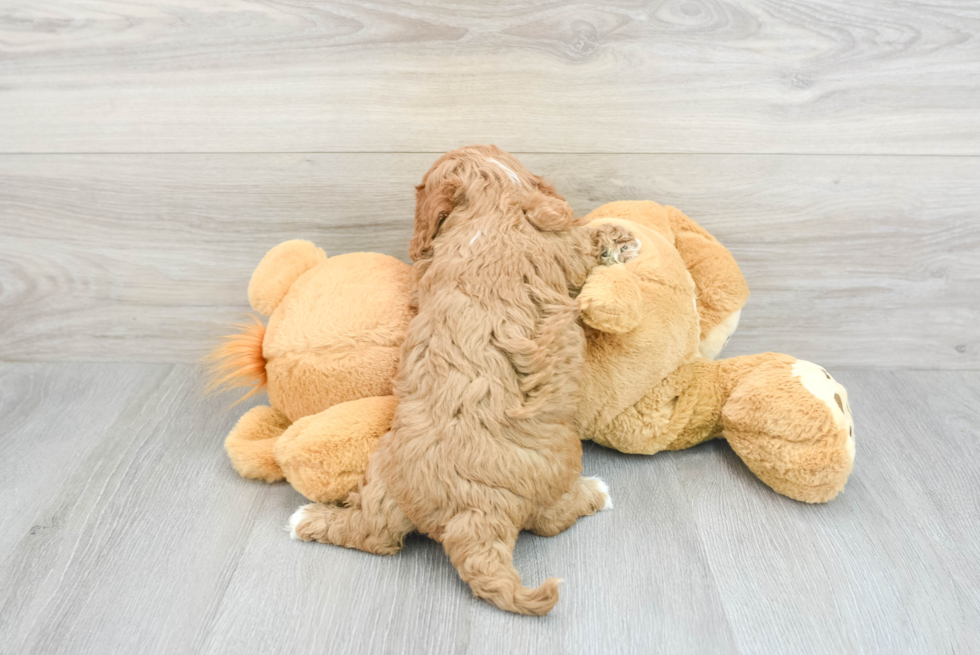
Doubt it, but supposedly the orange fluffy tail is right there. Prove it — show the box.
[204,316,268,405]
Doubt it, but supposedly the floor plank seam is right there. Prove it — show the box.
[667,455,745,655]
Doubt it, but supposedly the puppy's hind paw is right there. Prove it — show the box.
[584,476,613,511]
[288,503,328,541]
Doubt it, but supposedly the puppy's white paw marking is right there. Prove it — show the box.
[792,360,856,464]
[585,476,613,510]
[288,504,313,540]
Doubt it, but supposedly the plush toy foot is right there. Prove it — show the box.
[722,356,855,503]
[275,395,398,504]
[225,405,292,482]
[578,264,644,334]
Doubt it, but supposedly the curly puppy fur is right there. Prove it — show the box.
[290,145,633,616]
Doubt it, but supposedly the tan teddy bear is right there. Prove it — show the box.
[577,202,854,502]
[208,244,411,502]
[210,201,854,505]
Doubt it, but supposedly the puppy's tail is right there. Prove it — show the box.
[441,512,561,616]
[204,316,267,405]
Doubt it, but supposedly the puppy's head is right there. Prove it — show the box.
[410,145,574,261]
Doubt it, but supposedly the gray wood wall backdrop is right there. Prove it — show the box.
[1,0,978,368]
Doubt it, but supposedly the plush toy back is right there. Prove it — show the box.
[262,252,415,421]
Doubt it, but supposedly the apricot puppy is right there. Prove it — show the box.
[290,145,638,616]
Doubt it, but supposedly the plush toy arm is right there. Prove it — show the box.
[248,240,328,316]
[578,264,643,334]
[666,207,750,357]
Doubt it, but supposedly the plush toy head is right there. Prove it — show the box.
[580,201,750,359]
[208,240,413,494]
[211,240,414,422]
[575,214,703,438]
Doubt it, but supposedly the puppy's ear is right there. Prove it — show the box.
[410,176,462,261]
[522,188,574,231]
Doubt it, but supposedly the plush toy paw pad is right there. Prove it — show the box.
[791,360,856,463]
[584,476,613,511]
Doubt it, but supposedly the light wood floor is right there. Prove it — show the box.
[1,1,978,653]
[1,365,978,654]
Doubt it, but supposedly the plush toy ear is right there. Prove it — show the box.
[522,187,574,231]
[410,176,462,261]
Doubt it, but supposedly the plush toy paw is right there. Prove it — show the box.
[791,360,855,464]
[224,405,291,482]
[721,355,855,503]
[578,264,644,334]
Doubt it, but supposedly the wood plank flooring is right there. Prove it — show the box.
[1,364,977,654]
